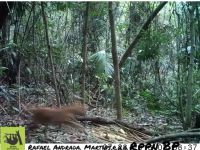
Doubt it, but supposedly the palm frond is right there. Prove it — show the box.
[89,50,113,77]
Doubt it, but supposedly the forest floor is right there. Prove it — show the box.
[0,84,182,143]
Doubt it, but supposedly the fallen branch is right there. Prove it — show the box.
[145,132,200,143]
[77,116,115,125]
[115,120,156,136]
[186,128,200,132]
[77,116,154,137]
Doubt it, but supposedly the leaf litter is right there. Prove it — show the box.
[0,84,182,143]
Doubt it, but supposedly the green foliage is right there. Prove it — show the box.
[100,80,114,103]
[0,42,20,67]
[2,2,199,132]
[137,28,171,61]
[90,3,108,17]
[55,3,68,11]
[53,2,88,12]
[139,89,161,111]
[123,109,131,117]
[122,98,135,111]
[52,46,62,64]
[15,2,26,17]
[67,2,83,10]
[0,67,8,76]
[89,50,114,78]
[117,23,129,33]
[195,104,200,113]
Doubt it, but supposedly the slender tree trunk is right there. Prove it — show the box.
[175,11,185,128]
[21,6,33,46]
[196,4,200,43]
[108,2,122,120]
[1,18,8,47]
[154,59,161,95]
[32,2,37,84]
[81,2,89,102]
[185,3,195,129]
[41,2,60,107]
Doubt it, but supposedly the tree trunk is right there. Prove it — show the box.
[185,3,195,129]
[81,2,89,103]
[175,11,185,129]
[196,4,200,43]
[108,2,122,120]
[41,2,60,107]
